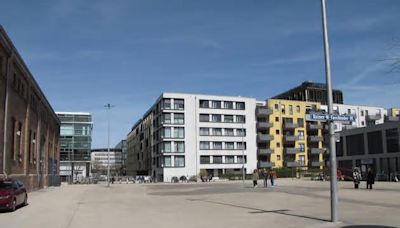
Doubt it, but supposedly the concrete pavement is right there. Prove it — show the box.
[0,179,399,228]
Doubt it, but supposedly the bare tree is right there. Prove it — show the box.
[382,37,400,72]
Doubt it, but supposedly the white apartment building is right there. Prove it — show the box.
[320,104,387,132]
[90,149,123,175]
[127,93,259,182]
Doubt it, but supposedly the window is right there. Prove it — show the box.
[281,104,285,114]
[213,142,223,150]
[225,128,234,136]
[162,142,171,152]
[225,142,234,150]
[174,99,184,110]
[361,110,364,116]
[275,117,279,122]
[162,99,171,110]
[174,113,184,124]
[174,156,185,167]
[236,102,245,110]
[236,129,246,136]
[163,156,172,167]
[212,128,222,136]
[274,104,279,111]
[297,118,304,127]
[237,142,246,150]
[212,114,222,122]
[225,156,234,164]
[200,100,209,108]
[296,105,300,113]
[276,142,281,148]
[162,127,171,138]
[386,128,399,153]
[200,142,210,150]
[200,128,210,136]
[212,101,221,109]
[277,155,281,161]
[299,155,305,165]
[162,113,171,124]
[224,101,233,109]
[173,127,184,138]
[299,143,305,152]
[237,155,247,164]
[361,121,365,126]
[174,142,185,153]
[289,105,293,115]
[298,130,304,140]
[236,115,245,123]
[224,115,234,123]
[347,109,351,114]
[213,156,222,164]
[200,156,210,164]
[60,125,74,136]
[275,129,280,135]
[200,114,209,122]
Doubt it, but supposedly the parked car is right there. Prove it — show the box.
[0,179,28,212]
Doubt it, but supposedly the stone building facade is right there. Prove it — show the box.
[0,26,60,191]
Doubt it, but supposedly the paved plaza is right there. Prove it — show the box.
[0,179,399,228]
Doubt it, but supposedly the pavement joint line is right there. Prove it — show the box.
[64,186,91,228]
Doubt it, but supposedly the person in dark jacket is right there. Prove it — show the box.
[366,168,375,190]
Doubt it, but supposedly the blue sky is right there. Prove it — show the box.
[1,0,399,148]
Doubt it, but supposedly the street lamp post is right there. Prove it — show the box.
[105,104,114,187]
[241,123,245,185]
[320,0,338,222]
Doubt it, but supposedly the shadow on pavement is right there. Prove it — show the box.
[187,199,330,222]
[342,226,397,228]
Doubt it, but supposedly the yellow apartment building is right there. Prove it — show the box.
[256,99,325,170]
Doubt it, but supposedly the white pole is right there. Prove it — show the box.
[105,104,114,187]
[321,0,338,222]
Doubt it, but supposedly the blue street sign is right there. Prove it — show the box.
[306,113,355,122]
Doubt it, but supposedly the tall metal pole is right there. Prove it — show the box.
[241,123,245,185]
[105,104,114,187]
[321,0,338,222]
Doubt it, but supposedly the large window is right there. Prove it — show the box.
[224,101,233,109]
[225,142,234,150]
[200,128,210,136]
[237,155,247,164]
[386,128,399,153]
[213,142,223,150]
[162,99,171,110]
[173,127,184,138]
[213,156,222,164]
[162,113,171,124]
[212,128,222,136]
[225,128,234,136]
[174,99,184,110]
[236,128,246,136]
[346,134,365,156]
[174,113,184,124]
[60,125,74,136]
[199,100,209,108]
[162,142,171,153]
[236,115,245,123]
[174,156,185,167]
[163,156,172,167]
[224,115,234,123]
[237,142,246,150]
[200,156,210,164]
[225,156,234,164]
[212,114,222,122]
[174,142,185,153]
[200,114,209,122]
[162,127,172,138]
[368,131,383,154]
[236,102,245,110]
[212,101,221,109]
[200,141,210,150]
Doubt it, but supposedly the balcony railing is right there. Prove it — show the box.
[284,135,300,142]
[366,114,381,121]
[257,134,274,142]
[257,122,273,129]
[256,107,273,116]
[308,136,324,142]
[285,161,302,167]
[283,122,298,129]
[309,148,326,155]
[259,161,275,168]
[284,147,301,155]
[310,161,324,167]
[307,123,323,130]
[258,149,274,155]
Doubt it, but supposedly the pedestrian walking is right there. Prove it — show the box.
[269,168,275,187]
[366,168,375,190]
[252,169,259,188]
[352,167,361,189]
[263,169,268,188]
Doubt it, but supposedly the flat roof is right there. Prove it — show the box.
[56,112,92,115]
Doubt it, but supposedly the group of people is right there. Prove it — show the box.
[352,167,375,190]
[252,168,276,188]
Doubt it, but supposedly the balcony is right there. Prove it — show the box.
[257,134,274,142]
[257,122,273,129]
[284,135,300,142]
[258,149,274,155]
[309,148,326,155]
[308,136,324,142]
[307,123,323,130]
[310,161,324,167]
[285,161,301,167]
[283,122,298,129]
[366,114,381,121]
[256,107,273,116]
[259,161,275,168]
[284,147,301,155]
